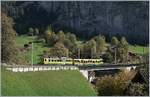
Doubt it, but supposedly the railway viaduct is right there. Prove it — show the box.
[78,63,143,82]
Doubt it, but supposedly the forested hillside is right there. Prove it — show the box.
[2,1,149,45]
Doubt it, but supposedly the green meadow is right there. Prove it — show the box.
[1,67,97,96]
[16,35,48,64]
[129,45,149,54]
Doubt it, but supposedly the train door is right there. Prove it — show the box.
[61,57,66,65]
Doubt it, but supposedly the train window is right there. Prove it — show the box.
[76,60,79,63]
[49,59,51,62]
[45,59,47,61]
[67,60,71,62]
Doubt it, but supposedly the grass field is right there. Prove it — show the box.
[129,45,149,54]
[16,35,48,64]
[1,68,97,96]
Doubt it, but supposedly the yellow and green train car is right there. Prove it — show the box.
[44,57,103,65]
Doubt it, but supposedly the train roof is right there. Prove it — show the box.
[74,59,103,60]
[44,57,103,60]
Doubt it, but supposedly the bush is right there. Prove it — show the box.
[125,82,148,96]
[28,42,32,44]
[96,70,137,96]
[24,44,29,48]
[40,38,46,44]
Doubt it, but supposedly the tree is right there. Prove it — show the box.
[120,37,128,46]
[49,42,69,57]
[82,39,97,58]
[111,36,119,46]
[28,27,34,36]
[57,30,65,41]
[118,37,129,62]
[44,25,52,44]
[35,28,39,35]
[89,39,97,58]
[96,75,115,96]
[96,70,137,96]
[125,82,148,96]
[66,33,77,44]
[63,39,73,49]
[44,25,58,46]
[96,35,106,55]
[102,50,113,63]
[2,12,27,65]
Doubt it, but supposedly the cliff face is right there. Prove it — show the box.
[2,1,149,45]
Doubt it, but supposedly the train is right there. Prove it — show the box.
[44,57,103,65]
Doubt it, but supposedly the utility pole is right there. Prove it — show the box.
[126,51,128,63]
[78,48,80,59]
[115,47,117,64]
[32,42,33,66]
[67,49,69,58]
[143,47,144,55]
[31,34,34,66]
[91,48,92,59]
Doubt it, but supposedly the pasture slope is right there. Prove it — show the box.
[1,67,97,96]
[129,45,149,54]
